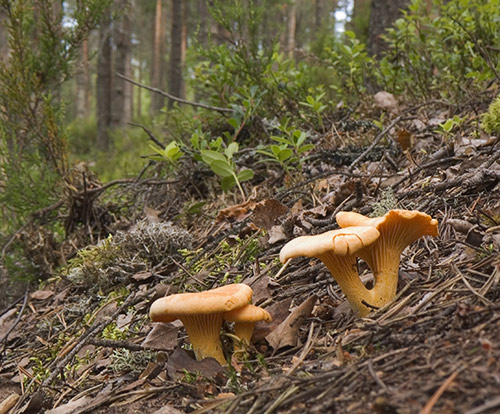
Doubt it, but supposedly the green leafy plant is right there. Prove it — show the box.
[200,142,254,198]
[258,119,313,174]
[300,90,327,130]
[148,141,184,166]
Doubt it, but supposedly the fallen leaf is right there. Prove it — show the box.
[29,290,53,300]
[252,199,288,230]
[132,271,153,281]
[374,91,399,113]
[267,225,287,244]
[0,308,17,339]
[245,274,271,305]
[142,322,179,350]
[253,298,293,341]
[166,348,225,380]
[265,295,317,350]
[151,405,185,414]
[45,396,94,414]
[216,199,257,223]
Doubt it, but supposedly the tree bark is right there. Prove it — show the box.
[168,0,186,109]
[286,0,297,58]
[75,39,90,119]
[150,0,164,114]
[367,0,410,57]
[111,0,132,127]
[96,13,112,151]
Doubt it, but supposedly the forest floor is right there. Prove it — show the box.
[0,96,499,414]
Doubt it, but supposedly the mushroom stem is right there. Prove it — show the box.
[233,321,255,348]
[180,313,226,364]
[319,253,380,316]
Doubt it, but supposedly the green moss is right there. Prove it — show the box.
[481,94,500,136]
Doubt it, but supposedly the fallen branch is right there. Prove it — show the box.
[116,73,233,113]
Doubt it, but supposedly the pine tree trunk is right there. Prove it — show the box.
[168,0,186,109]
[111,0,132,127]
[286,1,297,58]
[367,0,410,57]
[96,14,112,151]
[150,0,164,114]
[75,39,90,119]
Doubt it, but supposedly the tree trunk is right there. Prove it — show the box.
[150,0,164,114]
[111,0,132,127]
[75,39,90,119]
[367,0,410,57]
[168,0,186,109]
[96,14,112,151]
[286,0,297,58]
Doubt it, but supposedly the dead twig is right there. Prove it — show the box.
[117,73,233,113]
[420,370,459,414]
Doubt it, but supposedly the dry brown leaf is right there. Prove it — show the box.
[166,348,225,380]
[131,271,153,281]
[142,322,179,350]
[252,199,288,230]
[215,199,257,223]
[374,91,399,113]
[265,295,317,350]
[44,396,94,414]
[253,298,293,341]
[29,290,54,300]
[267,225,287,244]
[0,308,17,339]
[245,274,271,305]
[151,405,185,414]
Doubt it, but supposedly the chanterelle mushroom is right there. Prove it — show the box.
[336,209,439,313]
[280,226,381,316]
[150,283,253,364]
[223,304,272,353]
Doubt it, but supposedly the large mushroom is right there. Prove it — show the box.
[150,283,253,364]
[280,226,381,316]
[223,304,272,354]
[336,209,439,312]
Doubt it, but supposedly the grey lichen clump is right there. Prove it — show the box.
[64,221,193,288]
[114,220,193,265]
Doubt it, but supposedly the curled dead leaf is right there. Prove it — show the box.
[265,295,317,350]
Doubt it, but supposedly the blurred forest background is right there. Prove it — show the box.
[1,0,499,294]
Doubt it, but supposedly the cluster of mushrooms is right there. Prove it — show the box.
[280,209,439,316]
[150,283,272,364]
[149,209,438,364]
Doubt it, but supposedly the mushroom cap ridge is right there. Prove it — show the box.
[150,283,253,323]
[279,226,380,263]
[336,209,439,238]
[223,304,272,323]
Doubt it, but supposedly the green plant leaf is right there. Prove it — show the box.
[228,117,240,130]
[225,142,239,159]
[237,169,254,182]
[221,175,237,191]
[200,149,227,164]
[210,160,235,178]
[278,148,293,162]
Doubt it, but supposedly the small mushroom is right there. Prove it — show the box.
[336,209,439,312]
[150,283,253,364]
[279,226,381,316]
[223,304,272,353]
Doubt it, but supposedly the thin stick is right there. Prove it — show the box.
[116,73,233,113]
[420,370,459,414]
